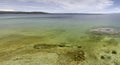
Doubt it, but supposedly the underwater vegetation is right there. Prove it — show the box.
[105,38,118,45]
[33,43,85,64]
[0,26,120,65]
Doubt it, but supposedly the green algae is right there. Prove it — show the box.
[105,38,118,46]
[0,27,120,65]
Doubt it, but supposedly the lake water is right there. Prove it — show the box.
[0,14,120,65]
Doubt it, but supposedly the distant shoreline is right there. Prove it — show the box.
[0,11,118,15]
[0,11,48,14]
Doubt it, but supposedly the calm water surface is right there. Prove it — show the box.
[0,14,120,65]
[0,14,120,36]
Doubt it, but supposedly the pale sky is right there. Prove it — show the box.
[0,0,120,13]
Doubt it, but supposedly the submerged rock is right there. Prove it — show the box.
[33,44,57,49]
[89,27,120,35]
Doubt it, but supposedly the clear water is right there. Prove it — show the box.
[0,14,120,65]
[0,14,120,35]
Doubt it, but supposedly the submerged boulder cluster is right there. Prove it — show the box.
[89,27,120,35]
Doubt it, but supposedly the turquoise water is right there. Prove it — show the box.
[0,14,120,36]
[0,14,120,65]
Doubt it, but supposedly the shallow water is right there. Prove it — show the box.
[0,14,120,65]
